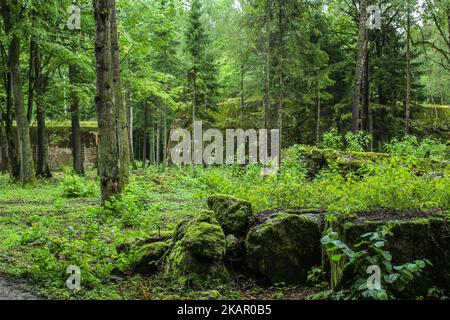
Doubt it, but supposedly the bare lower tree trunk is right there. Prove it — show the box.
[142,102,148,169]
[156,105,160,166]
[362,51,370,133]
[240,64,245,127]
[93,0,121,203]
[352,0,369,133]
[1,1,35,184]
[34,44,51,178]
[27,38,37,124]
[316,80,321,146]
[0,68,20,180]
[126,91,137,169]
[263,2,271,131]
[110,1,130,187]
[163,108,167,167]
[405,3,412,135]
[69,64,84,175]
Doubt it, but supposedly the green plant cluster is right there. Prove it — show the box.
[321,227,431,300]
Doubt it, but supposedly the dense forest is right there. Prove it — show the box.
[0,0,449,301]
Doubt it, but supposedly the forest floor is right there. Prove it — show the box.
[0,273,41,300]
[0,170,327,300]
[0,144,448,300]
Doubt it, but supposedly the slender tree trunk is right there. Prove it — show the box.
[142,102,148,169]
[34,44,51,178]
[127,91,137,169]
[405,3,412,135]
[240,64,245,127]
[93,0,121,203]
[156,105,160,166]
[277,0,284,156]
[431,95,438,130]
[110,0,130,187]
[362,51,370,133]
[163,108,168,167]
[0,68,20,180]
[69,64,84,175]
[36,78,51,178]
[352,0,369,133]
[316,80,321,146]
[263,0,271,130]
[27,38,37,124]
[1,2,35,184]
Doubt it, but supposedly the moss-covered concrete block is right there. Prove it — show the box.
[164,213,228,283]
[132,241,171,274]
[207,195,254,236]
[288,145,449,178]
[324,211,450,294]
[245,213,321,284]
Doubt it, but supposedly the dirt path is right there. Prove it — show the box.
[0,274,41,300]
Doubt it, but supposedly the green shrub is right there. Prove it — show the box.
[321,227,431,300]
[60,171,95,198]
[321,128,373,152]
[384,136,448,161]
[321,128,344,150]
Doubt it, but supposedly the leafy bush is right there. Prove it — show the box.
[321,128,373,152]
[60,171,95,198]
[321,227,431,300]
[344,131,373,152]
[321,128,344,150]
[384,136,448,161]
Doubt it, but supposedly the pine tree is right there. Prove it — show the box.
[185,0,219,124]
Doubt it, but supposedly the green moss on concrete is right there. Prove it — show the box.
[245,213,321,284]
[132,241,170,274]
[324,213,450,295]
[291,145,449,177]
[165,213,228,285]
[207,195,254,236]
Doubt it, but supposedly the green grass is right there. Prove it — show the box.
[0,145,448,299]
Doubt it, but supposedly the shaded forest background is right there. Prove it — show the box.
[0,0,449,183]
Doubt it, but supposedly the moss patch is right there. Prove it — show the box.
[324,211,450,295]
[245,213,321,284]
[207,195,254,236]
[164,213,228,286]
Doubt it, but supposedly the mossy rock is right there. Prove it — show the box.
[116,230,173,254]
[132,241,171,274]
[207,194,254,236]
[291,145,449,178]
[164,214,228,284]
[245,213,321,284]
[224,234,243,262]
[324,211,450,296]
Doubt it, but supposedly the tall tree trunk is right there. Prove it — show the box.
[27,38,37,124]
[316,80,321,146]
[240,64,245,127]
[0,67,20,179]
[163,108,167,167]
[263,0,271,130]
[362,51,370,133]
[277,0,284,153]
[69,64,84,175]
[126,90,137,169]
[1,1,35,184]
[156,105,160,166]
[110,0,130,187]
[142,102,148,169]
[34,44,51,178]
[93,0,121,203]
[405,3,412,135]
[351,0,369,133]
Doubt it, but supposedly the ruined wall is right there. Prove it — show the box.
[0,125,98,172]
